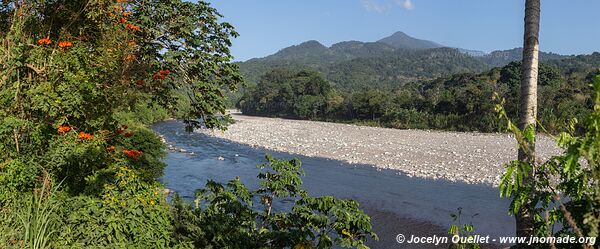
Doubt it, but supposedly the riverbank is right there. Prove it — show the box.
[199,114,560,186]
[155,120,512,248]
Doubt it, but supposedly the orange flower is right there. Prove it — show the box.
[78,131,92,140]
[114,6,124,11]
[118,17,127,23]
[125,23,140,31]
[125,54,136,62]
[107,146,116,152]
[122,11,132,17]
[127,40,137,47]
[57,125,71,133]
[58,41,73,48]
[37,37,52,45]
[153,69,171,80]
[122,149,142,158]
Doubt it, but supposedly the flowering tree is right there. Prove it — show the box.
[0,0,240,189]
[0,0,241,246]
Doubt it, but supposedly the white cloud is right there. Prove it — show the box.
[400,0,415,10]
[361,0,415,13]
[360,0,389,13]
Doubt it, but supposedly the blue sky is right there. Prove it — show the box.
[205,0,600,62]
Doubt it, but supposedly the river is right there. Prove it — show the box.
[154,120,512,248]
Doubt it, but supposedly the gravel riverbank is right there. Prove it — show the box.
[199,115,560,186]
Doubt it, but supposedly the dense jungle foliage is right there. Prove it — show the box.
[239,45,490,90]
[0,0,375,248]
[239,53,600,133]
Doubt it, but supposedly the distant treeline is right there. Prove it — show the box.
[238,53,600,133]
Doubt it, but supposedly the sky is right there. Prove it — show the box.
[205,0,600,62]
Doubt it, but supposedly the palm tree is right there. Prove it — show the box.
[516,0,540,246]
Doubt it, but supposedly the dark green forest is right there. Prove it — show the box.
[239,52,600,133]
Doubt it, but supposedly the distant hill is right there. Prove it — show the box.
[329,41,397,59]
[236,31,577,92]
[458,48,487,57]
[247,40,397,66]
[326,47,488,89]
[264,40,334,64]
[240,47,488,90]
[376,31,443,50]
[477,48,569,66]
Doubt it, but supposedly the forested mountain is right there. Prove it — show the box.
[326,47,488,89]
[232,31,600,133]
[239,47,490,90]
[476,48,569,66]
[247,31,441,64]
[376,31,442,50]
[238,40,399,84]
[238,32,458,85]
[237,32,571,90]
[330,41,398,59]
[546,52,600,74]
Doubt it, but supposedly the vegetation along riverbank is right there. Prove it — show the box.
[0,1,377,248]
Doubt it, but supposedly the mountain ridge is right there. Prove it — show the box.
[376,31,443,50]
[236,31,576,90]
[241,31,573,64]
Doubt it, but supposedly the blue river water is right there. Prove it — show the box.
[154,120,513,248]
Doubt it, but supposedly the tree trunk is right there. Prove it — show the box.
[516,0,540,246]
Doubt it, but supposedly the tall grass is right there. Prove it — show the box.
[16,171,61,249]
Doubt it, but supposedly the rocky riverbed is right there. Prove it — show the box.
[199,114,560,186]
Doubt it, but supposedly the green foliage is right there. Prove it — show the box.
[2,164,179,248]
[448,208,480,249]
[0,172,60,249]
[0,0,240,171]
[112,126,167,181]
[133,0,242,130]
[327,48,489,89]
[58,166,174,248]
[240,70,335,120]
[114,100,171,126]
[0,160,39,203]
[1,4,373,248]
[171,155,377,249]
[0,0,249,248]
[239,46,489,90]
[499,74,600,248]
[240,56,598,133]
[351,89,392,121]
[16,173,60,249]
[477,48,568,67]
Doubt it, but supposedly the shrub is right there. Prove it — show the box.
[171,155,377,249]
[58,166,173,248]
[499,74,600,248]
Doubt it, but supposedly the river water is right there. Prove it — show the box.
[154,120,513,248]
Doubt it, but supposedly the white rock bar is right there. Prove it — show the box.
[199,114,560,187]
